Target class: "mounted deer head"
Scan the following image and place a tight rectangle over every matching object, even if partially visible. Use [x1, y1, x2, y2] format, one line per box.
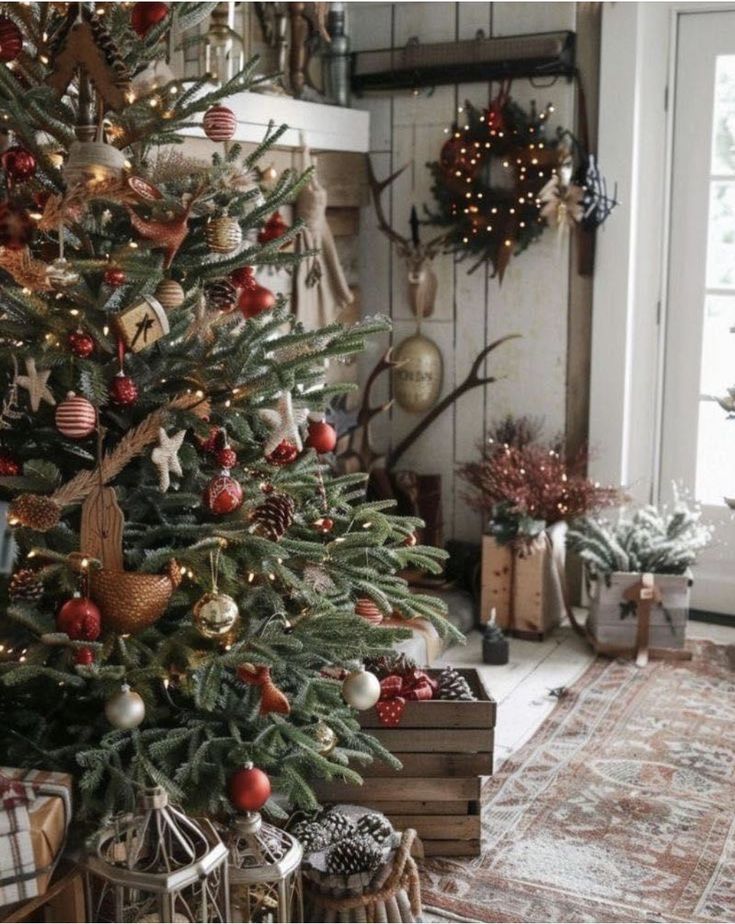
[367, 158, 448, 319]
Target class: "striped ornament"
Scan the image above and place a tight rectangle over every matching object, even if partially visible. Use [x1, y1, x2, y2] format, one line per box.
[55, 392, 96, 439]
[203, 104, 237, 142]
[154, 278, 185, 311]
[206, 216, 242, 254]
[355, 597, 384, 626]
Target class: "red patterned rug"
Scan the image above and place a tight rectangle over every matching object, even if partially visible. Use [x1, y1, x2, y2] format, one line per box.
[422, 641, 735, 923]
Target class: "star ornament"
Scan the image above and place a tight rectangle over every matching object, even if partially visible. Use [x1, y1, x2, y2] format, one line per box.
[258, 391, 308, 455]
[151, 428, 186, 491]
[16, 358, 55, 413]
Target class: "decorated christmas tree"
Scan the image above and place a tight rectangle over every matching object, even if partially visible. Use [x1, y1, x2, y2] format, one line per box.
[0, 2, 455, 826]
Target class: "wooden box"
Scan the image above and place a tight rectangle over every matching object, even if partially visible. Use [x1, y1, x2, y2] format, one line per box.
[586, 571, 691, 654]
[479, 522, 567, 638]
[314, 669, 495, 857]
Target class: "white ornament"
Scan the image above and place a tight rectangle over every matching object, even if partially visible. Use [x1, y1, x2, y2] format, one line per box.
[47, 257, 79, 289]
[151, 428, 186, 491]
[258, 391, 308, 455]
[342, 668, 381, 711]
[16, 358, 55, 413]
[105, 683, 146, 730]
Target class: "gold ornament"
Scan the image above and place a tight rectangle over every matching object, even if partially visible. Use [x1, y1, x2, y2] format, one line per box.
[192, 591, 240, 639]
[154, 278, 185, 311]
[90, 561, 182, 634]
[8, 493, 62, 531]
[392, 331, 443, 413]
[206, 216, 242, 254]
[313, 720, 337, 756]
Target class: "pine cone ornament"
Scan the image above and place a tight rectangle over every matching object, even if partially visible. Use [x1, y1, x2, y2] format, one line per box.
[250, 493, 295, 541]
[437, 667, 476, 702]
[318, 810, 356, 841]
[9, 569, 43, 603]
[291, 820, 330, 853]
[325, 834, 383, 876]
[9, 493, 62, 531]
[355, 812, 394, 846]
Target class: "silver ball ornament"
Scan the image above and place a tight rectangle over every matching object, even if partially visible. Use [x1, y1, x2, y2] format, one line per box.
[193, 591, 240, 639]
[105, 683, 145, 730]
[314, 720, 337, 755]
[342, 668, 381, 711]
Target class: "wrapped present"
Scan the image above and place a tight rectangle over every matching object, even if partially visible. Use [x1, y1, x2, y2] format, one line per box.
[0, 767, 72, 908]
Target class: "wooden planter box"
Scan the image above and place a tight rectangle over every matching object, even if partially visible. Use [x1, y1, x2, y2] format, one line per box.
[586, 571, 691, 657]
[479, 523, 567, 638]
[314, 669, 495, 858]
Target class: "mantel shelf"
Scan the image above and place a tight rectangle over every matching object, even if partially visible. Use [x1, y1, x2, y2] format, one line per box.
[184, 90, 370, 153]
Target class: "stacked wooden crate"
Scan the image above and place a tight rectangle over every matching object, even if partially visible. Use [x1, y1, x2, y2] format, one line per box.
[315, 668, 495, 857]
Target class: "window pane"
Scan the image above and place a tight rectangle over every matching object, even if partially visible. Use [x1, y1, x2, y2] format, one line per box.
[706, 181, 735, 288]
[711, 55, 735, 175]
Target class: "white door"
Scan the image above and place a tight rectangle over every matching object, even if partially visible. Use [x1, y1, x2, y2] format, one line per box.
[661, 9, 735, 614]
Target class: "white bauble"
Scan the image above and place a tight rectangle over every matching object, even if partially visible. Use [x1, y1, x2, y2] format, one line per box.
[342, 669, 381, 711]
[105, 683, 146, 730]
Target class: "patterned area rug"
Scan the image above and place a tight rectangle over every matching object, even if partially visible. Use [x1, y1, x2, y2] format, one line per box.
[422, 641, 735, 923]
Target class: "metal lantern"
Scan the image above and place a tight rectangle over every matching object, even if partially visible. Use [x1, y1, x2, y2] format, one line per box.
[85, 787, 230, 923]
[227, 811, 303, 923]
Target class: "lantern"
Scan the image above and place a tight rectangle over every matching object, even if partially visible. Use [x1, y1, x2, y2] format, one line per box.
[85, 787, 230, 923]
[227, 810, 303, 923]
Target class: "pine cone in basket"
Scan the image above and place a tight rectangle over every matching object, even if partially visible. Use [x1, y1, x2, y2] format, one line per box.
[437, 667, 476, 701]
[355, 812, 394, 845]
[325, 833, 383, 876]
[251, 493, 295, 541]
[290, 820, 330, 853]
[364, 651, 417, 680]
[8, 568, 44, 603]
[318, 809, 356, 841]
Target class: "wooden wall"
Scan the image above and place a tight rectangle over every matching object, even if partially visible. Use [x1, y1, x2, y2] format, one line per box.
[350, 1, 588, 543]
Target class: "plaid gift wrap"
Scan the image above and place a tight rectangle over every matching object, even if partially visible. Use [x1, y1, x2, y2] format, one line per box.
[0, 767, 72, 908]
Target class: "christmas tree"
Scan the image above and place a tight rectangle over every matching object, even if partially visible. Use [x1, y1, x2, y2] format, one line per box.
[0, 3, 455, 825]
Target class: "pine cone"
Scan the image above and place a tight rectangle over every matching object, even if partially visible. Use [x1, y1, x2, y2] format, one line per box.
[325, 834, 383, 876]
[290, 820, 330, 853]
[365, 652, 417, 680]
[437, 667, 476, 702]
[251, 493, 295, 541]
[318, 810, 356, 841]
[356, 812, 394, 846]
[9, 494, 62, 532]
[8, 569, 43, 603]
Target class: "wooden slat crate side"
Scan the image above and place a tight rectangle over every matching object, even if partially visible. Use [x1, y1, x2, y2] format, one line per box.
[313, 776, 480, 802]
[359, 750, 494, 777]
[421, 839, 481, 857]
[341, 800, 472, 815]
[367, 727, 493, 753]
[388, 813, 480, 840]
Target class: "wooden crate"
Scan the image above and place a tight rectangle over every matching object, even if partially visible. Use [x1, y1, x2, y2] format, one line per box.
[314, 669, 495, 857]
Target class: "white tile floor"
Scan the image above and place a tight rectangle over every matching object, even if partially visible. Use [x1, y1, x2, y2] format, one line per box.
[437, 619, 735, 768]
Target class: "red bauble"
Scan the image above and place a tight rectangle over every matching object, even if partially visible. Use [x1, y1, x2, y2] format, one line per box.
[238, 280, 276, 319]
[55, 391, 97, 439]
[0, 202, 34, 250]
[75, 647, 94, 666]
[306, 414, 337, 454]
[203, 473, 243, 515]
[57, 595, 101, 641]
[0, 16, 22, 63]
[230, 265, 254, 289]
[257, 211, 289, 245]
[203, 105, 237, 143]
[228, 765, 271, 812]
[109, 373, 139, 407]
[215, 446, 237, 469]
[104, 266, 126, 287]
[266, 441, 298, 466]
[68, 330, 95, 358]
[0, 451, 20, 476]
[313, 516, 334, 534]
[2, 146, 36, 183]
[130, 1, 169, 37]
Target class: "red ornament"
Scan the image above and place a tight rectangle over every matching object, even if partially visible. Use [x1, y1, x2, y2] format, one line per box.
[0, 202, 34, 250]
[57, 595, 101, 641]
[230, 265, 254, 289]
[266, 441, 298, 466]
[306, 414, 337, 454]
[0, 16, 22, 63]
[104, 266, 126, 287]
[130, 1, 169, 37]
[55, 392, 97, 439]
[355, 597, 384, 626]
[215, 446, 237, 469]
[313, 516, 334, 534]
[199, 426, 220, 455]
[0, 451, 20, 476]
[203, 473, 243, 515]
[203, 104, 237, 142]
[2, 146, 36, 184]
[68, 330, 95, 358]
[109, 372, 139, 407]
[258, 211, 289, 245]
[75, 647, 94, 666]
[228, 765, 271, 812]
[238, 279, 276, 319]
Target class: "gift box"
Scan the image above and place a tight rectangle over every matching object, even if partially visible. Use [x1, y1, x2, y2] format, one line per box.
[0, 767, 73, 908]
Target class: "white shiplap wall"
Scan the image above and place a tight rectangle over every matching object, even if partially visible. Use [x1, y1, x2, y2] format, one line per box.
[351, 1, 578, 543]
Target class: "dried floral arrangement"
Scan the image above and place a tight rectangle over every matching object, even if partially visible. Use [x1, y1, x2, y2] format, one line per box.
[567, 492, 713, 577]
[458, 416, 621, 544]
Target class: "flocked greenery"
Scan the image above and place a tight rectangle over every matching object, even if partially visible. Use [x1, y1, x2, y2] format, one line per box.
[0, 2, 459, 829]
